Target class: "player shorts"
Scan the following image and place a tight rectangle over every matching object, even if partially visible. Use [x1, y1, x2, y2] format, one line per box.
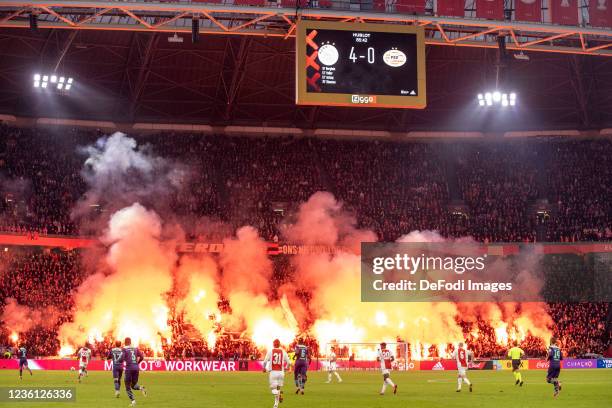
[328, 362, 337, 372]
[457, 367, 467, 377]
[294, 361, 308, 378]
[125, 369, 140, 386]
[381, 369, 390, 376]
[512, 359, 521, 370]
[79, 362, 88, 370]
[112, 367, 124, 380]
[546, 366, 561, 381]
[269, 371, 285, 388]
[19, 358, 28, 368]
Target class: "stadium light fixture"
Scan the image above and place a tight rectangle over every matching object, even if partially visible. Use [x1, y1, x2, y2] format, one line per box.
[476, 91, 517, 108]
[476, 36, 519, 109]
[33, 73, 74, 93]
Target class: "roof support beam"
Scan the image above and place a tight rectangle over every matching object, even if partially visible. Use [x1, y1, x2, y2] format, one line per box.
[130, 33, 158, 116]
[224, 36, 250, 120]
[53, 29, 77, 72]
[0, 1, 609, 56]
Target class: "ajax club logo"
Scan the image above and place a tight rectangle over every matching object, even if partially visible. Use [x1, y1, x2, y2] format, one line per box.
[383, 48, 407, 67]
[351, 95, 376, 104]
[317, 43, 339, 66]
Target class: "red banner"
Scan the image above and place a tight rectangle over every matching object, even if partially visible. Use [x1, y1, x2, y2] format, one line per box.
[476, 0, 504, 20]
[589, 0, 611, 28]
[549, 0, 579, 26]
[420, 360, 458, 370]
[515, 0, 542, 22]
[529, 360, 550, 369]
[395, 0, 426, 14]
[437, 0, 465, 17]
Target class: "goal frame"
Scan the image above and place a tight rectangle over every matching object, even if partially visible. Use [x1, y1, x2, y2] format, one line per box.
[324, 342, 410, 371]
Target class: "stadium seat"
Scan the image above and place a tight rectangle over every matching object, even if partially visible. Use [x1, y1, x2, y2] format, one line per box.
[233, 0, 266, 5]
[394, 0, 425, 14]
[372, 0, 386, 11]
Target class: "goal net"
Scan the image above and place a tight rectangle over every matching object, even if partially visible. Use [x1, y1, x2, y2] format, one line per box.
[322, 342, 409, 371]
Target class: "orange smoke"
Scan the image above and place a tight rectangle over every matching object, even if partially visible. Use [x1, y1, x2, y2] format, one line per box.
[59, 203, 176, 354]
[282, 192, 552, 359]
[220, 226, 296, 348]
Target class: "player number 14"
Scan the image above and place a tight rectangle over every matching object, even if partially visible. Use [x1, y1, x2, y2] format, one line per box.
[349, 47, 375, 64]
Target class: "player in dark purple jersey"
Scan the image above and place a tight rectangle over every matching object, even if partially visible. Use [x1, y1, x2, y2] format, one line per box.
[293, 342, 310, 395]
[107, 340, 124, 398]
[17, 345, 32, 379]
[121, 337, 147, 406]
[546, 337, 563, 397]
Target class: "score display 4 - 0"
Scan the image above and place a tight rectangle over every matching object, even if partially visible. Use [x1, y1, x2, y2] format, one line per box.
[348, 46, 376, 64]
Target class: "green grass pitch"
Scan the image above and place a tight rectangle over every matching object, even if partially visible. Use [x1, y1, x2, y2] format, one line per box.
[1, 369, 611, 408]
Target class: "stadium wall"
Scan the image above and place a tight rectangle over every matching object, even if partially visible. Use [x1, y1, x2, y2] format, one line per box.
[1, 116, 611, 141]
[1, 359, 610, 372]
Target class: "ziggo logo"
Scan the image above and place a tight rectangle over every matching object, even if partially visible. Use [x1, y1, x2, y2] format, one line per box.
[351, 95, 377, 104]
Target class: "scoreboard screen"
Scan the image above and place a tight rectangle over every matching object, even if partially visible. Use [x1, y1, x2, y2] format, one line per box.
[296, 21, 426, 109]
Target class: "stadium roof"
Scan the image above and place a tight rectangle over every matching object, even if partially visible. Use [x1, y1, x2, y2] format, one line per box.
[0, 4, 611, 131]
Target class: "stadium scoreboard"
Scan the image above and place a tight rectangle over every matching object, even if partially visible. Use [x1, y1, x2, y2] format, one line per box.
[296, 21, 426, 109]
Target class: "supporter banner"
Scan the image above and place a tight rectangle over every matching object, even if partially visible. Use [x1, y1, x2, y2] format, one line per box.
[515, 0, 542, 22]
[3, 234, 611, 258]
[437, 0, 465, 17]
[395, 0, 426, 14]
[0, 233, 95, 249]
[529, 360, 550, 369]
[597, 359, 612, 368]
[176, 242, 345, 256]
[476, 0, 504, 20]
[562, 359, 597, 369]
[549, 0, 579, 26]
[274, 244, 345, 256]
[499, 359, 528, 370]
[589, 0, 611, 28]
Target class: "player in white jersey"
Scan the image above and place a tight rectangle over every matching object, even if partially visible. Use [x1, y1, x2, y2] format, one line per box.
[262, 339, 290, 408]
[377, 342, 397, 395]
[76, 345, 92, 383]
[451, 342, 473, 392]
[325, 347, 342, 383]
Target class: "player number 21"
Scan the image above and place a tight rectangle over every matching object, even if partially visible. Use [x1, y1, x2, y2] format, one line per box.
[349, 47, 375, 64]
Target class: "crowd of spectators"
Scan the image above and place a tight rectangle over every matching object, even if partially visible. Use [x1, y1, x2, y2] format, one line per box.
[1, 125, 610, 242]
[0, 125, 610, 360]
[544, 141, 612, 242]
[548, 303, 609, 358]
[0, 249, 82, 357]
